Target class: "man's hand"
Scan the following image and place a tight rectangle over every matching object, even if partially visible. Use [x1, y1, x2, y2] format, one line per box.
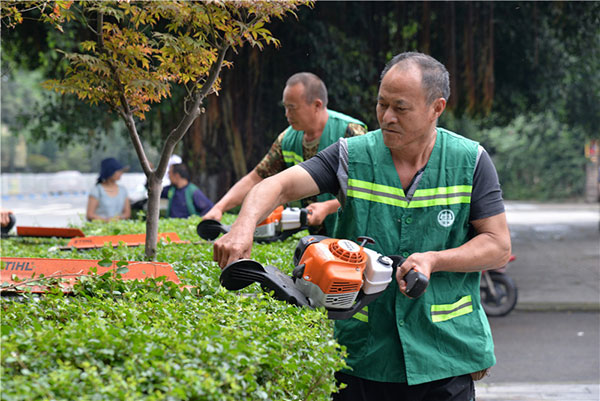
[212, 165, 321, 269]
[0, 209, 13, 227]
[396, 252, 435, 297]
[306, 199, 341, 226]
[203, 206, 223, 222]
[213, 226, 255, 269]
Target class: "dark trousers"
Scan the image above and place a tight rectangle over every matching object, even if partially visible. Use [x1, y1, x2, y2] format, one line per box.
[332, 372, 475, 401]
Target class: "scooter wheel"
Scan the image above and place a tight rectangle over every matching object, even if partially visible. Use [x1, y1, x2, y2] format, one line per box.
[480, 272, 518, 317]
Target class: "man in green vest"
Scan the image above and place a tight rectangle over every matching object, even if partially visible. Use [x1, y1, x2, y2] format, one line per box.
[213, 52, 511, 400]
[202, 72, 367, 235]
[160, 163, 213, 218]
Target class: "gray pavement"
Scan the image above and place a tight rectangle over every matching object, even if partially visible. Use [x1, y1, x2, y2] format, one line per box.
[476, 202, 600, 401]
[505, 201, 600, 312]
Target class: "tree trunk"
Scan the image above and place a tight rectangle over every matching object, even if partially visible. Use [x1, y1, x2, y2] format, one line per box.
[463, 3, 476, 114]
[445, 2, 458, 110]
[145, 173, 162, 259]
[419, 1, 431, 54]
[222, 91, 248, 180]
[482, 2, 495, 113]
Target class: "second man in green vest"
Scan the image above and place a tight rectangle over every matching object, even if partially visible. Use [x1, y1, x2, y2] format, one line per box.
[202, 72, 367, 235]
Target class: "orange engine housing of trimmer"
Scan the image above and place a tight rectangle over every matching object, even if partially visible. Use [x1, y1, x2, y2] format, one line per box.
[294, 238, 368, 309]
[257, 205, 284, 227]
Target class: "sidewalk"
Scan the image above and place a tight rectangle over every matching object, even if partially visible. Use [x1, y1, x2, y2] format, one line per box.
[504, 201, 600, 312]
[475, 382, 600, 401]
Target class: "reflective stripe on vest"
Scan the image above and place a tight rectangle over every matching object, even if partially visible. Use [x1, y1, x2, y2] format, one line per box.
[430, 295, 473, 323]
[282, 150, 304, 165]
[353, 306, 368, 323]
[347, 178, 472, 208]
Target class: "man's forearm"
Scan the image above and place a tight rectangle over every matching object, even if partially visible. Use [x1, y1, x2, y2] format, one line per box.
[230, 179, 286, 235]
[212, 170, 263, 214]
[213, 166, 321, 268]
[396, 213, 511, 288]
[429, 233, 511, 273]
[320, 199, 341, 215]
[429, 213, 512, 273]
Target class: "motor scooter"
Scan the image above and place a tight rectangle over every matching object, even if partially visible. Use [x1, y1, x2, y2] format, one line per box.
[480, 255, 518, 317]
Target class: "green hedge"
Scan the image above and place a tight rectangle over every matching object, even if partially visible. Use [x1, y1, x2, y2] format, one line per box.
[1, 216, 346, 400]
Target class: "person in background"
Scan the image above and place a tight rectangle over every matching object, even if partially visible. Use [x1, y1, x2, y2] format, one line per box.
[130, 154, 182, 217]
[213, 52, 511, 400]
[0, 208, 16, 237]
[163, 154, 182, 187]
[160, 163, 213, 218]
[202, 72, 367, 235]
[86, 157, 131, 221]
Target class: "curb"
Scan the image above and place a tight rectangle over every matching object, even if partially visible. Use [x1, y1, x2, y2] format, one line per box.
[1, 191, 88, 201]
[475, 382, 600, 401]
[515, 302, 600, 313]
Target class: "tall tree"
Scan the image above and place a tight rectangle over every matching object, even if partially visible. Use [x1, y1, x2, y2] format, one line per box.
[2, 0, 307, 259]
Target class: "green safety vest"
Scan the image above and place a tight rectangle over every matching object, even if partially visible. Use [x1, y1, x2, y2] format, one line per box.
[333, 128, 495, 385]
[167, 183, 201, 217]
[281, 109, 366, 234]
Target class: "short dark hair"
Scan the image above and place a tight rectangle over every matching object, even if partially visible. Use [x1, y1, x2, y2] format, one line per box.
[286, 72, 328, 108]
[380, 52, 450, 104]
[171, 163, 190, 181]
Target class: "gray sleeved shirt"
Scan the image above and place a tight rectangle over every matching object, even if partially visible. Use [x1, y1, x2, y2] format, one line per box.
[89, 184, 128, 219]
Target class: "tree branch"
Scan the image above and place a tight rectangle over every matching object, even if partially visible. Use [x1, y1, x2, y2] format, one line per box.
[94, 10, 151, 177]
[96, 10, 103, 49]
[155, 44, 230, 179]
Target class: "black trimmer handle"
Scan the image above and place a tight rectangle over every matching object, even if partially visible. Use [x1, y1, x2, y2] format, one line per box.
[403, 269, 429, 298]
[197, 219, 230, 240]
[389, 255, 429, 298]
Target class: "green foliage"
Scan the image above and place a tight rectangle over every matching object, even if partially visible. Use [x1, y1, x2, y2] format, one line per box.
[442, 111, 587, 200]
[1, 216, 345, 400]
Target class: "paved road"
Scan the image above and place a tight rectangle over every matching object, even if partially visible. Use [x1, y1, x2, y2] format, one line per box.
[482, 311, 599, 381]
[504, 202, 599, 311]
[1, 193, 88, 227]
[476, 310, 598, 401]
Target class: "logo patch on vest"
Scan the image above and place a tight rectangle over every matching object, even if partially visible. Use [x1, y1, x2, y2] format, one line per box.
[437, 209, 455, 227]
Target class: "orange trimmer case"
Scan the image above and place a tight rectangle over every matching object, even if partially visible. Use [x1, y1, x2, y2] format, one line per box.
[1, 257, 180, 293]
[16, 226, 86, 238]
[63, 232, 187, 250]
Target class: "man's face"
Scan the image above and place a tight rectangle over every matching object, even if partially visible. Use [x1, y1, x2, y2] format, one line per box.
[376, 64, 443, 151]
[168, 166, 177, 183]
[282, 83, 316, 131]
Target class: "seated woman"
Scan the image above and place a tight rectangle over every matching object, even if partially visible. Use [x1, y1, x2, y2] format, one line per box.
[86, 158, 131, 221]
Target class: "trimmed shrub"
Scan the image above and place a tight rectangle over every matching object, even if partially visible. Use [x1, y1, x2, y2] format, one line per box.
[1, 216, 346, 400]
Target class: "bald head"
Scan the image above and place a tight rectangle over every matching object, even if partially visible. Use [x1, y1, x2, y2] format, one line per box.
[380, 52, 450, 104]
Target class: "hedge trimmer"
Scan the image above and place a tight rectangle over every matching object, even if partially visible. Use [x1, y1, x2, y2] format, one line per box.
[197, 205, 309, 243]
[220, 234, 429, 319]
